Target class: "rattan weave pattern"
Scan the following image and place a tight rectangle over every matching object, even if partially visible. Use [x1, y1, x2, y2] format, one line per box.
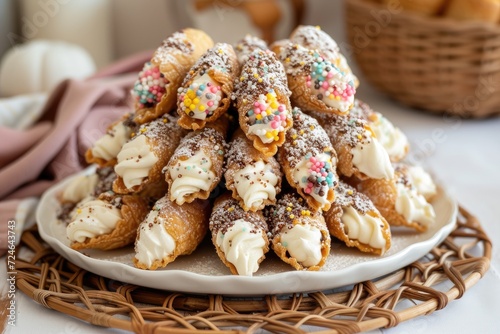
[346, 0, 500, 118]
[13, 206, 491, 333]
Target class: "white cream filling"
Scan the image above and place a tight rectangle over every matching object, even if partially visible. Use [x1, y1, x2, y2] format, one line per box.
[61, 173, 98, 203]
[371, 113, 408, 161]
[248, 123, 283, 144]
[351, 130, 394, 180]
[233, 160, 279, 209]
[292, 153, 336, 206]
[134, 210, 176, 267]
[91, 122, 131, 161]
[216, 219, 266, 276]
[407, 166, 437, 200]
[395, 183, 436, 227]
[280, 224, 323, 267]
[168, 151, 215, 205]
[341, 206, 387, 252]
[66, 199, 122, 243]
[114, 135, 158, 190]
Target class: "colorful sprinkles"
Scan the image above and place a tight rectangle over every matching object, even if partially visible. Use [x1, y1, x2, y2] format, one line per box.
[132, 62, 168, 109]
[246, 91, 288, 141]
[305, 52, 355, 104]
[178, 67, 222, 119]
[301, 154, 335, 197]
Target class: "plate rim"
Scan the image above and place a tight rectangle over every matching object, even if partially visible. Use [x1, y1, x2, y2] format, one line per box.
[36, 166, 458, 295]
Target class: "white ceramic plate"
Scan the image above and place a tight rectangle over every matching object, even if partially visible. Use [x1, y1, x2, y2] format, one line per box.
[37, 167, 457, 296]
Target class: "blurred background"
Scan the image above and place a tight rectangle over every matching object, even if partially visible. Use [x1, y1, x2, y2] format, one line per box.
[0, 0, 347, 71]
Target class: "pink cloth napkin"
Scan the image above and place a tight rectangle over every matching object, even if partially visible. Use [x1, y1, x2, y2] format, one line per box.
[0, 50, 152, 255]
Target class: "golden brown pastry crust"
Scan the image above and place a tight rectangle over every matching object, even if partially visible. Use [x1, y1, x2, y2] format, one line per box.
[134, 28, 214, 124]
[177, 43, 239, 130]
[133, 197, 211, 270]
[224, 128, 282, 211]
[70, 194, 149, 251]
[165, 115, 229, 204]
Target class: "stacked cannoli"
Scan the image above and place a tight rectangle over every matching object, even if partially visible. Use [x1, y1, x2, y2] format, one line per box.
[57, 26, 440, 277]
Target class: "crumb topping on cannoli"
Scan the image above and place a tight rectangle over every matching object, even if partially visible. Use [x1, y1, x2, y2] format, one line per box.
[285, 109, 338, 205]
[210, 195, 269, 276]
[233, 49, 292, 144]
[278, 43, 355, 113]
[266, 193, 328, 268]
[234, 35, 268, 65]
[334, 181, 374, 215]
[93, 167, 117, 196]
[394, 165, 436, 227]
[177, 43, 236, 121]
[152, 31, 195, 65]
[167, 127, 225, 204]
[290, 25, 340, 62]
[115, 114, 181, 190]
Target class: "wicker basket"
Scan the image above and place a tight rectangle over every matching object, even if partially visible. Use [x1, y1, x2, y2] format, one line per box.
[345, 0, 500, 118]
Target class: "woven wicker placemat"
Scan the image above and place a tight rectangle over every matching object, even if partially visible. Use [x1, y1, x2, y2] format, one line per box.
[12, 206, 491, 333]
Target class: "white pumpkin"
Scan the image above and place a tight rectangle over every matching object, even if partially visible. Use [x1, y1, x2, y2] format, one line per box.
[0, 39, 96, 97]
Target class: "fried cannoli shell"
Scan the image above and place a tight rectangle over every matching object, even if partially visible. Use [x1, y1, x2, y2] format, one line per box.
[224, 129, 282, 211]
[134, 197, 211, 270]
[324, 182, 391, 255]
[234, 49, 292, 157]
[177, 43, 239, 130]
[166, 116, 229, 204]
[70, 194, 149, 251]
[351, 177, 428, 232]
[85, 113, 136, 167]
[274, 43, 354, 116]
[134, 28, 214, 124]
[278, 109, 337, 212]
[266, 193, 331, 271]
[209, 192, 270, 276]
[113, 114, 187, 195]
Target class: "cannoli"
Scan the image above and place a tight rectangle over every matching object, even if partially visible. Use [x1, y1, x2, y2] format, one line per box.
[224, 128, 282, 212]
[233, 49, 292, 157]
[176, 43, 239, 130]
[265, 192, 331, 271]
[324, 181, 391, 255]
[348, 100, 409, 162]
[273, 42, 356, 115]
[288, 25, 359, 88]
[165, 115, 229, 205]
[278, 108, 338, 212]
[133, 28, 214, 124]
[66, 167, 149, 250]
[85, 113, 137, 167]
[403, 164, 437, 201]
[444, 0, 500, 23]
[134, 196, 211, 270]
[209, 192, 270, 276]
[66, 188, 149, 251]
[233, 35, 269, 66]
[113, 113, 187, 197]
[58, 167, 116, 222]
[353, 164, 436, 232]
[310, 110, 394, 181]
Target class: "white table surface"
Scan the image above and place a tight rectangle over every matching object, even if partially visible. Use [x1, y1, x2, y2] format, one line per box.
[3, 2, 500, 332]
